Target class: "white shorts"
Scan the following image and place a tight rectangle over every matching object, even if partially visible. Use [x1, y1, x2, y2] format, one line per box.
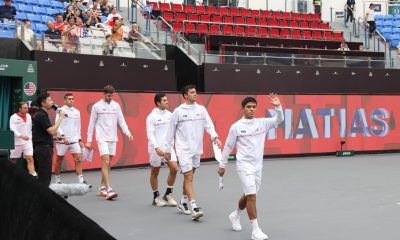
[149, 149, 177, 167]
[97, 141, 117, 156]
[56, 142, 81, 156]
[10, 141, 33, 158]
[237, 170, 262, 196]
[178, 154, 201, 173]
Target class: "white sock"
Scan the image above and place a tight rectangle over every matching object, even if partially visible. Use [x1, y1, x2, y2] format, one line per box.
[32, 172, 37, 177]
[77, 175, 84, 183]
[181, 195, 188, 204]
[55, 175, 61, 183]
[250, 219, 259, 230]
[234, 208, 242, 216]
[190, 200, 197, 210]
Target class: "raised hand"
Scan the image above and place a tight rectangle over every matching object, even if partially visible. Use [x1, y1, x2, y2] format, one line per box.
[268, 93, 280, 106]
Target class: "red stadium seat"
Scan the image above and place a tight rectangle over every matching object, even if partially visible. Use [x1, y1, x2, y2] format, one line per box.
[172, 4, 183, 12]
[207, 6, 217, 15]
[320, 23, 329, 29]
[292, 12, 301, 20]
[162, 11, 174, 22]
[160, 3, 171, 12]
[172, 22, 183, 32]
[188, 14, 199, 21]
[289, 20, 298, 27]
[246, 18, 256, 25]
[230, 8, 240, 16]
[219, 7, 229, 16]
[241, 9, 251, 18]
[198, 23, 209, 35]
[234, 26, 245, 36]
[222, 25, 233, 35]
[302, 30, 312, 39]
[310, 21, 319, 29]
[261, 10, 270, 18]
[185, 23, 197, 37]
[236, 17, 245, 24]
[148, 2, 159, 11]
[246, 26, 257, 36]
[200, 14, 211, 22]
[311, 13, 321, 21]
[224, 16, 234, 24]
[210, 24, 220, 34]
[251, 10, 260, 18]
[196, 6, 206, 14]
[270, 28, 279, 37]
[281, 29, 290, 38]
[299, 21, 309, 28]
[292, 29, 301, 38]
[279, 20, 288, 27]
[184, 4, 195, 13]
[302, 13, 311, 20]
[324, 31, 333, 40]
[272, 11, 281, 19]
[258, 27, 268, 37]
[312, 30, 323, 39]
[269, 19, 278, 26]
[282, 12, 291, 20]
[333, 32, 344, 41]
[257, 18, 267, 26]
[175, 12, 186, 22]
[212, 15, 223, 23]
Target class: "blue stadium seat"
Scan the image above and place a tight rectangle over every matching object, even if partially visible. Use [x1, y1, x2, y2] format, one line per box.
[63, 2, 69, 8]
[0, 30, 15, 38]
[35, 23, 47, 33]
[51, 0, 64, 9]
[25, 0, 39, 6]
[46, 8, 61, 16]
[26, 13, 42, 23]
[384, 15, 394, 21]
[391, 39, 400, 48]
[101, 16, 107, 23]
[41, 15, 55, 23]
[30, 23, 37, 31]
[384, 20, 393, 27]
[393, 20, 400, 27]
[32, 6, 47, 16]
[15, 13, 27, 21]
[19, 4, 33, 13]
[375, 20, 384, 27]
[14, 0, 25, 4]
[375, 15, 384, 21]
[38, 0, 52, 8]
[392, 27, 400, 34]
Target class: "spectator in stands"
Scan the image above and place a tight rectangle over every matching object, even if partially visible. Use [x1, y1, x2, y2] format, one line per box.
[63, 5, 75, 21]
[75, 17, 88, 38]
[74, 0, 87, 11]
[91, 0, 103, 17]
[54, 14, 65, 32]
[112, 18, 123, 41]
[62, 16, 79, 53]
[338, 41, 350, 51]
[84, 9, 100, 27]
[102, 34, 116, 55]
[44, 21, 62, 49]
[195, 0, 204, 6]
[127, 22, 140, 42]
[0, 0, 16, 21]
[17, 19, 35, 42]
[82, 0, 89, 7]
[345, 0, 355, 23]
[107, 6, 122, 26]
[75, 8, 84, 20]
[237, 0, 246, 8]
[100, 0, 111, 16]
[365, 3, 376, 38]
[358, 45, 364, 51]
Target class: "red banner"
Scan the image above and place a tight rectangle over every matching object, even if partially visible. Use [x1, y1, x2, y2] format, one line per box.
[48, 91, 400, 171]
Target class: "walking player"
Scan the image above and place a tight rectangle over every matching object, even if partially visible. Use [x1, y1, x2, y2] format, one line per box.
[86, 85, 133, 200]
[146, 93, 179, 207]
[218, 94, 284, 240]
[164, 85, 222, 220]
[9, 101, 37, 177]
[54, 93, 90, 186]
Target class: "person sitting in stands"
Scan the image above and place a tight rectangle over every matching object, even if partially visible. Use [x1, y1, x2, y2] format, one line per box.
[0, 0, 16, 21]
[62, 16, 79, 53]
[338, 41, 350, 51]
[127, 22, 140, 42]
[102, 34, 116, 55]
[54, 14, 65, 32]
[106, 6, 122, 27]
[112, 18, 123, 41]
[63, 5, 75, 21]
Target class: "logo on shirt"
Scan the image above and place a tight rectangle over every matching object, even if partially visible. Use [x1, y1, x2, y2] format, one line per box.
[157, 119, 162, 122]
[183, 115, 188, 118]
[255, 128, 260, 132]
[240, 130, 246, 133]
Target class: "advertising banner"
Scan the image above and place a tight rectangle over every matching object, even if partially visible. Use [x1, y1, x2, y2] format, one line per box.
[48, 91, 400, 171]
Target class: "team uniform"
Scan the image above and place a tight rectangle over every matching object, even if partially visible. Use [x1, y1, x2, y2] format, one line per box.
[220, 105, 284, 240]
[55, 106, 82, 156]
[146, 108, 177, 167]
[9, 113, 33, 158]
[87, 99, 131, 156]
[164, 103, 218, 173]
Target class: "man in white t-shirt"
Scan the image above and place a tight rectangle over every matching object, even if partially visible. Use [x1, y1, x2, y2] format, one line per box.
[146, 93, 179, 207]
[54, 93, 90, 187]
[218, 94, 284, 240]
[86, 85, 133, 200]
[9, 101, 37, 177]
[164, 85, 222, 221]
[365, 3, 376, 37]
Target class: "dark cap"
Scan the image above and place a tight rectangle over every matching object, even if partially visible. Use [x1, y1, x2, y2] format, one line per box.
[22, 19, 31, 23]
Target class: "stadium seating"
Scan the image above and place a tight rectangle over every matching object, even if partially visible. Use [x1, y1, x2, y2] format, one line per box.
[375, 14, 400, 47]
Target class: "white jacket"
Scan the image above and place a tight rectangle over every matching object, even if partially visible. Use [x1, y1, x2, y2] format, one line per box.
[164, 103, 218, 157]
[146, 108, 172, 153]
[87, 99, 131, 143]
[56, 106, 81, 143]
[220, 105, 284, 173]
[9, 113, 32, 146]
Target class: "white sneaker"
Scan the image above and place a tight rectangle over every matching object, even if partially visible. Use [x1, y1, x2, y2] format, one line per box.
[251, 228, 269, 240]
[229, 211, 242, 231]
[191, 208, 204, 221]
[105, 188, 118, 200]
[152, 196, 167, 207]
[177, 202, 191, 215]
[163, 194, 177, 206]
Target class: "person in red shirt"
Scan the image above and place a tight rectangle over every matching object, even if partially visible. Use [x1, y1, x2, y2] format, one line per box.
[53, 14, 65, 32]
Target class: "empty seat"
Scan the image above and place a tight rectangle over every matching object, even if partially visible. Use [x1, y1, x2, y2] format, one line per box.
[241, 8, 251, 18]
[50, 0, 63, 9]
[313, 30, 323, 39]
[310, 21, 319, 29]
[162, 11, 174, 22]
[292, 12, 301, 20]
[279, 20, 288, 27]
[222, 25, 233, 35]
[302, 13, 311, 20]
[147, 2, 159, 11]
[272, 11, 281, 19]
[207, 6, 217, 15]
[176, 12, 186, 22]
[320, 22, 329, 29]
[46, 8, 60, 16]
[15, 13, 27, 21]
[219, 7, 229, 16]
[269, 19, 278, 26]
[188, 13, 198, 21]
[212, 15, 222, 23]
[246, 18, 256, 25]
[282, 12, 291, 20]
[257, 18, 267, 26]
[246, 26, 257, 36]
[299, 21, 309, 28]
[196, 6, 206, 14]
[197, 23, 208, 35]
[41, 15, 55, 23]
[160, 3, 171, 11]
[311, 13, 321, 21]
[32, 6, 47, 16]
[185, 23, 196, 36]
[184, 4, 195, 13]
[27, 13, 42, 23]
[235, 17, 244, 24]
[281, 29, 290, 38]
[200, 14, 211, 22]
[35, 23, 47, 32]
[224, 16, 234, 24]
[230, 8, 240, 16]
[333, 32, 344, 41]
[210, 24, 220, 34]
[234, 26, 245, 36]
[292, 29, 301, 38]
[289, 20, 298, 27]
[261, 10, 270, 18]
[269, 28, 279, 37]
[172, 22, 183, 32]
[258, 27, 268, 37]
[324, 31, 333, 40]
[18, 4, 33, 13]
[38, 0, 52, 7]
[302, 30, 312, 39]
[25, 0, 38, 6]
[172, 4, 183, 12]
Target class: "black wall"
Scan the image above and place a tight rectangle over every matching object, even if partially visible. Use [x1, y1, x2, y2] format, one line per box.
[0, 38, 31, 60]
